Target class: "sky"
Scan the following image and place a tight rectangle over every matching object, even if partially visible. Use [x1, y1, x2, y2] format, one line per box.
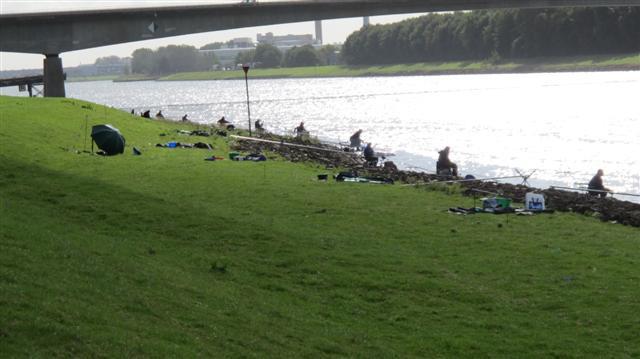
[0, 0, 424, 71]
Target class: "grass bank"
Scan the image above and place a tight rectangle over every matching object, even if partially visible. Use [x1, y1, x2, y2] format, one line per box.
[112, 74, 160, 82]
[159, 53, 639, 81]
[1, 96, 639, 356]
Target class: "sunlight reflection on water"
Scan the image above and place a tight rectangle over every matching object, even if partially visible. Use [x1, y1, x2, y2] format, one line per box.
[5, 71, 638, 201]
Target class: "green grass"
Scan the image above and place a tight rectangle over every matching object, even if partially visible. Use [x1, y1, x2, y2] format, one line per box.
[160, 53, 640, 81]
[113, 74, 160, 82]
[1, 96, 639, 357]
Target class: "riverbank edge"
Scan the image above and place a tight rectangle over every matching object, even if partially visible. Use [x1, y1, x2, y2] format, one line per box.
[230, 132, 640, 227]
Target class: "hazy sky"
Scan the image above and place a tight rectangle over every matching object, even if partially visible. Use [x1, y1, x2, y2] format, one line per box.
[0, 0, 424, 71]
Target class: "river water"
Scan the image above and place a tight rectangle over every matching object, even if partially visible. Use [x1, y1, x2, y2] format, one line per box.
[3, 71, 639, 202]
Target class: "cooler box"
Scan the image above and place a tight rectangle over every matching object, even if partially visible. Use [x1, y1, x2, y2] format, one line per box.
[525, 193, 545, 211]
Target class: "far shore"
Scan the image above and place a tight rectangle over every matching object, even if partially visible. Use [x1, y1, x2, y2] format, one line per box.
[102, 53, 639, 83]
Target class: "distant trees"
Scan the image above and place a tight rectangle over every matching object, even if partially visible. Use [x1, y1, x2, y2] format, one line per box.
[131, 45, 216, 75]
[342, 7, 640, 65]
[131, 48, 155, 74]
[94, 55, 124, 66]
[234, 44, 283, 68]
[283, 45, 321, 67]
[200, 42, 224, 50]
[235, 49, 256, 66]
[254, 44, 283, 67]
[316, 45, 340, 65]
[234, 44, 340, 68]
[132, 42, 341, 73]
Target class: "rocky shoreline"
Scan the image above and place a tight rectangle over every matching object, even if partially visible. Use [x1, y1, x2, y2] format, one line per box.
[231, 133, 640, 228]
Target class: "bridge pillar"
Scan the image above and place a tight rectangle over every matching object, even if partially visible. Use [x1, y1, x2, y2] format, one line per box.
[43, 54, 66, 97]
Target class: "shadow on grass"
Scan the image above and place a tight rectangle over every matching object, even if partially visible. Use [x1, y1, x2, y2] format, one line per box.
[0, 156, 240, 242]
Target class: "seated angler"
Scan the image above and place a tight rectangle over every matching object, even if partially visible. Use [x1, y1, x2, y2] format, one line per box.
[350, 129, 363, 150]
[364, 143, 378, 166]
[588, 169, 611, 198]
[217, 116, 235, 130]
[294, 121, 307, 137]
[436, 146, 458, 177]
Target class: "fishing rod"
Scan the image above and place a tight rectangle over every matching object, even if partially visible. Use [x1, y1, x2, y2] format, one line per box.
[230, 134, 354, 154]
[469, 188, 501, 196]
[401, 175, 523, 187]
[550, 186, 640, 197]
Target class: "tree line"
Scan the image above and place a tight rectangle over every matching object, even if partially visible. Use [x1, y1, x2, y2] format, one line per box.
[233, 44, 340, 68]
[342, 7, 640, 65]
[131, 45, 216, 75]
[129, 43, 341, 75]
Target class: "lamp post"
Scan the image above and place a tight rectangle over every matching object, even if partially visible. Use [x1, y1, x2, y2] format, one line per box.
[242, 64, 252, 137]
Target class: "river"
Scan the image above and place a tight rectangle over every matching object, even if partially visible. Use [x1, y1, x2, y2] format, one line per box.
[3, 71, 639, 202]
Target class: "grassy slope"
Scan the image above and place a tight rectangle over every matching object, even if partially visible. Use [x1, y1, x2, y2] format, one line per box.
[1, 96, 639, 357]
[160, 53, 640, 81]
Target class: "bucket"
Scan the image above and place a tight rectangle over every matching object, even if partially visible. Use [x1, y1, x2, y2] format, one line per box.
[496, 197, 512, 208]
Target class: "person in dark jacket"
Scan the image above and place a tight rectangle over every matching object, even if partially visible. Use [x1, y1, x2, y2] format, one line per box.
[437, 146, 458, 177]
[588, 169, 610, 197]
[294, 121, 307, 137]
[217, 116, 229, 126]
[254, 119, 264, 130]
[350, 129, 363, 150]
[217, 116, 234, 130]
[364, 143, 378, 166]
[141, 110, 151, 118]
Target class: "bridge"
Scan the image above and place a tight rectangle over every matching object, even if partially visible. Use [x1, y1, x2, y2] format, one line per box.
[1, 0, 637, 97]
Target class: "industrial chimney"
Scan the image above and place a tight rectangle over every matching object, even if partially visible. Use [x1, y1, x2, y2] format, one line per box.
[315, 20, 323, 45]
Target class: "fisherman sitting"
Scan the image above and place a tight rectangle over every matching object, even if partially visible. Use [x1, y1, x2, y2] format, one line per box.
[294, 121, 307, 138]
[155, 110, 164, 119]
[350, 129, 363, 151]
[182, 114, 188, 122]
[364, 143, 378, 166]
[217, 116, 235, 130]
[141, 110, 151, 118]
[436, 146, 458, 177]
[255, 119, 264, 131]
[588, 169, 611, 198]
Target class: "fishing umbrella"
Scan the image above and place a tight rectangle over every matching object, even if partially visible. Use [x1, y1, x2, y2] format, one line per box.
[91, 124, 125, 155]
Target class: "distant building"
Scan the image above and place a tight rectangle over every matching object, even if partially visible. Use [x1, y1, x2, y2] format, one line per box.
[200, 37, 256, 68]
[201, 31, 327, 68]
[229, 37, 254, 48]
[257, 32, 317, 47]
[315, 21, 323, 45]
